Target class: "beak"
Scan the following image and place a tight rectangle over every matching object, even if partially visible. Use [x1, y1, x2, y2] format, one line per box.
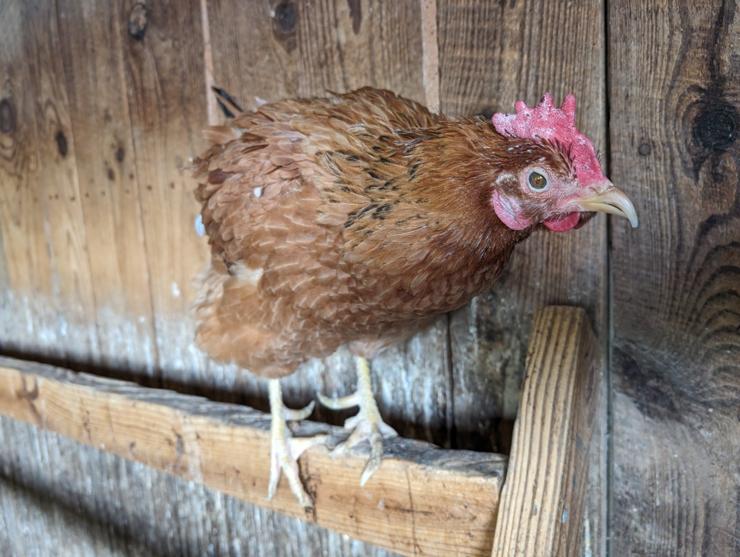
[575, 183, 639, 228]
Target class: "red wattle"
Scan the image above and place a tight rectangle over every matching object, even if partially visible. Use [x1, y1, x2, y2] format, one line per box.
[543, 212, 581, 232]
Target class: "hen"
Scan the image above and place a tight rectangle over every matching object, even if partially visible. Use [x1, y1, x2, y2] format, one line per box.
[192, 87, 637, 508]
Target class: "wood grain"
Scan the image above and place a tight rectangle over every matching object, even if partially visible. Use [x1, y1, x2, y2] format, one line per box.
[117, 0, 212, 382]
[607, 1, 740, 555]
[437, 2, 608, 553]
[53, 0, 158, 375]
[438, 0, 606, 444]
[0, 2, 55, 352]
[0, 355, 505, 557]
[491, 307, 597, 557]
[0, 414, 394, 557]
[22, 2, 100, 361]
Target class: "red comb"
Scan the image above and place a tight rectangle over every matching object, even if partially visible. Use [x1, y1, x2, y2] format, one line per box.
[492, 93, 605, 187]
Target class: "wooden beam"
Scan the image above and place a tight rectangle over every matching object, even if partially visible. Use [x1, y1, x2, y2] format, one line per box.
[491, 306, 598, 557]
[0, 356, 505, 556]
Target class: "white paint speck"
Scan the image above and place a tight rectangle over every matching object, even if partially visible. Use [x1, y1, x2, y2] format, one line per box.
[583, 517, 593, 557]
[253, 186, 262, 198]
[194, 214, 206, 236]
[255, 97, 268, 107]
[171, 282, 181, 298]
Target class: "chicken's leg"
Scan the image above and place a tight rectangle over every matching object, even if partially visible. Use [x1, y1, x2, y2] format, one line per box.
[267, 379, 326, 508]
[318, 356, 397, 485]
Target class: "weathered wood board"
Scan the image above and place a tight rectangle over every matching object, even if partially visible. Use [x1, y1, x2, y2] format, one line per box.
[0, 415, 395, 557]
[0, 356, 505, 557]
[607, 1, 740, 555]
[492, 307, 597, 557]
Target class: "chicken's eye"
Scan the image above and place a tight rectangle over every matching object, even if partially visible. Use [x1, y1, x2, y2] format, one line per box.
[528, 171, 549, 191]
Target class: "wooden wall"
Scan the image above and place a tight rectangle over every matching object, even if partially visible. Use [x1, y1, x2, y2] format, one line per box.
[0, 1, 737, 555]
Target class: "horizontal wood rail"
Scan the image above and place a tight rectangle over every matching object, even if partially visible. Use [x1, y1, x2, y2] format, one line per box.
[0, 356, 505, 556]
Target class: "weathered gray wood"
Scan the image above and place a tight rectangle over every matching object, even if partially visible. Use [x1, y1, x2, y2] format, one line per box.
[437, 2, 608, 554]
[0, 475, 149, 557]
[53, 0, 159, 375]
[0, 416, 393, 557]
[0, 1, 79, 359]
[607, 1, 740, 555]
[117, 0, 216, 385]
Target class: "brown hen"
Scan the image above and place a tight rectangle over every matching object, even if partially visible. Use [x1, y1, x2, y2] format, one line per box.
[192, 87, 637, 508]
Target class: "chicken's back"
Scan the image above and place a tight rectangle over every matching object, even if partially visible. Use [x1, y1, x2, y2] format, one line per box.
[193, 89, 440, 377]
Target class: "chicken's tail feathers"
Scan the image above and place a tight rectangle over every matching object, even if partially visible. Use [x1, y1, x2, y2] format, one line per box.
[211, 86, 245, 118]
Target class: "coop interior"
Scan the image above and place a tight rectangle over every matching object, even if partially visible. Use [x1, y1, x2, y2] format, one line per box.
[0, 2, 737, 557]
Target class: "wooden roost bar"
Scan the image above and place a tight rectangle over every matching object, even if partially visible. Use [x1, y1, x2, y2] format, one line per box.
[1, 1, 737, 556]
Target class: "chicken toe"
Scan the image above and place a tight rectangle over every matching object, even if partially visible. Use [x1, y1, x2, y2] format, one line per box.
[267, 379, 326, 509]
[318, 356, 397, 486]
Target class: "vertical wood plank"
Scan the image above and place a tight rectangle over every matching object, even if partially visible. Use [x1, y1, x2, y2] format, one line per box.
[205, 0, 451, 445]
[117, 0, 213, 384]
[492, 307, 597, 557]
[437, 2, 608, 553]
[0, 1, 100, 361]
[21, 2, 100, 360]
[54, 0, 159, 375]
[608, 1, 739, 555]
[0, 1, 52, 350]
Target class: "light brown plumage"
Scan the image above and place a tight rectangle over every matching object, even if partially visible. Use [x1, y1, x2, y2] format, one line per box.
[192, 88, 584, 377]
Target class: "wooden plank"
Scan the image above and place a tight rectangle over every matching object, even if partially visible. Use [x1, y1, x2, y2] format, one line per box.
[0, 355, 505, 557]
[0, 2, 53, 351]
[607, 2, 740, 556]
[116, 0, 212, 379]
[437, 2, 608, 553]
[17, 2, 100, 360]
[52, 0, 158, 374]
[204, 0, 452, 445]
[0, 475, 152, 557]
[492, 307, 597, 557]
[438, 0, 606, 444]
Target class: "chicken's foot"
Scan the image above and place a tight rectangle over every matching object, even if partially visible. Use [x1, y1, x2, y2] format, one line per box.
[318, 356, 397, 486]
[267, 379, 326, 509]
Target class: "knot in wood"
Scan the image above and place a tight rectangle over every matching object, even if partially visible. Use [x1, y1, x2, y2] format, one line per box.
[273, 1, 297, 34]
[692, 101, 737, 153]
[128, 2, 148, 41]
[55, 130, 68, 157]
[0, 98, 16, 134]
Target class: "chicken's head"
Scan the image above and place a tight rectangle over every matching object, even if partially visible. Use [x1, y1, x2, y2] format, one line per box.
[489, 93, 638, 232]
